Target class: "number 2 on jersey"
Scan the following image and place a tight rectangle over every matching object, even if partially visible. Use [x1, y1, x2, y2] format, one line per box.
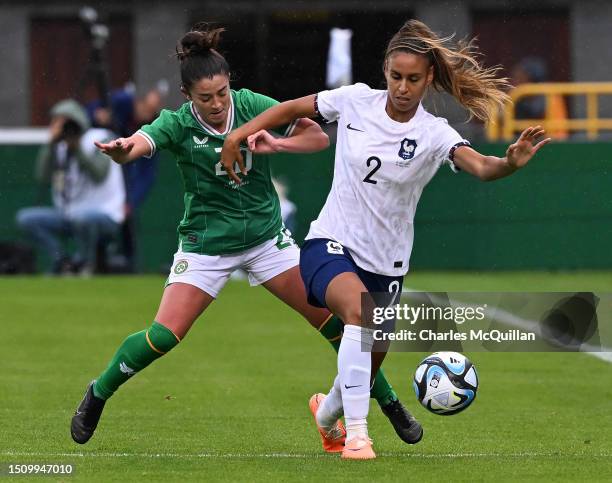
[214, 147, 253, 176]
[363, 156, 381, 184]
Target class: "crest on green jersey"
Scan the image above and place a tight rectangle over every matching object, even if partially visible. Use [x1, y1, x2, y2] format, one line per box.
[174, 259, 189, 274]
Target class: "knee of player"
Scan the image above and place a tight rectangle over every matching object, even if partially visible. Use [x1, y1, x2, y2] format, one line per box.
[339, 305, 362, 326]
[146, 322, 181, 354]
[305, 310, 332, 330]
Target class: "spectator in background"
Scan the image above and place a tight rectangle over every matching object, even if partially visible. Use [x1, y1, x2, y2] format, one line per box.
[88, 84, 166, 271]
[511, 57, 568, 139]
[16, 99, 125, 275]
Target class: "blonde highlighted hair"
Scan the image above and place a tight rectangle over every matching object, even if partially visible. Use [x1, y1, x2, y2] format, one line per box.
[385, 20, 510, 123]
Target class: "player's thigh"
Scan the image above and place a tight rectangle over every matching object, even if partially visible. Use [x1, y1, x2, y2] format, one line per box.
[298, 238, 365, 325]
[246, 233, 331, 327]
[244, 229, 299, 287]
[154, 283, 214, 339]
[263, 265, 331, 329]
[157, 251, 236, 338]
[325, 271, 368, 327]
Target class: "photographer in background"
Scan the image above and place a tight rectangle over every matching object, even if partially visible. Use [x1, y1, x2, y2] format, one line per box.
[87, 84, 165, 271]
[16, 99, 125, 275]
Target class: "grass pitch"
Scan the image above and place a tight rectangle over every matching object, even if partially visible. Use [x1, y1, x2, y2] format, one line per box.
[1, 272, 612, 481]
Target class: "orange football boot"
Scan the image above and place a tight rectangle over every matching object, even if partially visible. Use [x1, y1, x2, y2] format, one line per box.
[308, 393, 346, 453]
[341, 434, 376, 460]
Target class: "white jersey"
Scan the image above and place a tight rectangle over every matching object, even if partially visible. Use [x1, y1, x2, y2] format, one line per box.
[306, 83, 469, 276]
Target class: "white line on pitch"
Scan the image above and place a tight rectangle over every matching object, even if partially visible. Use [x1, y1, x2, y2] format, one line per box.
[2, 451, 611, 459]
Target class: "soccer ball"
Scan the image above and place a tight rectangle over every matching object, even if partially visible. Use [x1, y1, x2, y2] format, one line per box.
[413, 351, 478, 415]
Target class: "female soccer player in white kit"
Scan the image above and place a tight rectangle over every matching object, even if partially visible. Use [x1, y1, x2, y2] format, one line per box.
[221, 19, 551, 459]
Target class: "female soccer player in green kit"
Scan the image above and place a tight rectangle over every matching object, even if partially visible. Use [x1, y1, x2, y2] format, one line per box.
[70, 24, 422, 450]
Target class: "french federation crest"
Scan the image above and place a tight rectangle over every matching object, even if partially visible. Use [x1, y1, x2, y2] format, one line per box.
[398, 138, 417, 161]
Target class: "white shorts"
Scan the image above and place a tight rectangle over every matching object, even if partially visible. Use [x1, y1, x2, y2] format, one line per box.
[166, 229, 299, 298]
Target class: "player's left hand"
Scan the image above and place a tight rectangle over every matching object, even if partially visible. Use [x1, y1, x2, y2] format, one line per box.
[506, 126, 552, 169]
[247, 130, 279, 154]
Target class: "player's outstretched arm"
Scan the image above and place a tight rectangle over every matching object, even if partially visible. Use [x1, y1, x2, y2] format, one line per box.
[247, 118, 329, 155]
[453, 126, 552, 181]
[222, 95, 317, 183]
[94, 133, 152, 165]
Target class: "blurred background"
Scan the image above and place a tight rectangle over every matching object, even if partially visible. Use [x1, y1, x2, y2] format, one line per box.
[1, 0, 611, 274]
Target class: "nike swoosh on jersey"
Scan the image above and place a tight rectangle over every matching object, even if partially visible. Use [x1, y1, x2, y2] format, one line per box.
[347, 123, 364, 132]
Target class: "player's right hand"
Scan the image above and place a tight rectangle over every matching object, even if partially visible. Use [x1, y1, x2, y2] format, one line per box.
[220, 133, 246, 185]
[94, 138, 135, 164]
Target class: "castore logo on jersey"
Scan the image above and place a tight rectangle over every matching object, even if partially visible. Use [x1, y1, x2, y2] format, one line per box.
[193, 135, 209, 147]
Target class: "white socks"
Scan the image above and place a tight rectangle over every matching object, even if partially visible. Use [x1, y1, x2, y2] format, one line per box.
[338, 325, 374, 440]
[315, 325, 375, 440]
[316, 375, 344, 431]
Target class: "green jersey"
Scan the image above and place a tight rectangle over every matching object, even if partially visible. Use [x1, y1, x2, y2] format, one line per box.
[138, 89, 296, 255]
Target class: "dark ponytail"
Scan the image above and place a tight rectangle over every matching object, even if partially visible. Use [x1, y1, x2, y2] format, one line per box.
[176, 23, 230, 91]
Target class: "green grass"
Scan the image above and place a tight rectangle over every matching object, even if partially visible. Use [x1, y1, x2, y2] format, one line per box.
[1, 272, 612, 482]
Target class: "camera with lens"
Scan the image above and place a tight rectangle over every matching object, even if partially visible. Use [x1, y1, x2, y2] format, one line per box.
[59, 119, 84, 140]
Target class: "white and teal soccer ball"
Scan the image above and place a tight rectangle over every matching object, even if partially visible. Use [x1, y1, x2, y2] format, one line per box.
[413, 351, 478, 415]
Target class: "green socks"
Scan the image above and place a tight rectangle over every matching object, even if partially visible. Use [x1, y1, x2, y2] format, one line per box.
[370, 371, 399, 407]
[93, 322, 180, 400]
[318, 315, 398, 408]
[92, 316, 399, 408]
[318, 314, 343, 351]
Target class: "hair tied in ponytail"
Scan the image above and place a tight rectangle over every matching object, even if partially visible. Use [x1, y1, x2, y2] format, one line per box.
[176, 23, 230, 90]
[176, 24, 225, 61]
